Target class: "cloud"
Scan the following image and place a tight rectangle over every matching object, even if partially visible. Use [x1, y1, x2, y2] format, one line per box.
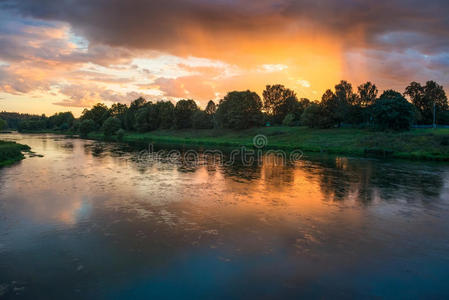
[53, 84, 157, 107]
[0, 0, 449, 112]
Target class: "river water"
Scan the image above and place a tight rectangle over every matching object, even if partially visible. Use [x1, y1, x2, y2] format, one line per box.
[0, 133, 449, 299]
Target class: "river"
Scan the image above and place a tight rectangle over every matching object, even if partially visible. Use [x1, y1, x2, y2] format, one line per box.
[1, 133, 449, 299]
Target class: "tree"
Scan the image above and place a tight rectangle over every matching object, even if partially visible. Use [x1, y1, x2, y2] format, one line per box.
[102, 117, 122, 137]
[319, 89, 339, 128]
[135, 107, 150, 132]
[300, 103, 323, 128]
[155, 101, 175, 129]
[357, 82, 378, 107]
[404, 81, 448, 124]
[48, 112, 75, 130]
[372, 90, 416, 131]
[79, 119, 96, 137]
[174, 100, 198, 129]
[124, 97, 147, 130]
[282, 113, 295, 127]
[205, 100, 217, 115]
[192, 110, 214, 129]
[80, 103, 110, 128]
[334, 80, 356, 125]
[216, 90, 263, 129]
[262, 84, 296, 123]
[0, 118, 6, 131]
[276, 97, 311, 124]
[109, 103, 128, 126]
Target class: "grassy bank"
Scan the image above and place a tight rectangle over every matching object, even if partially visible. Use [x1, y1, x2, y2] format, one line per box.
[84, 126, 449, 161]
[0, 140, 31, 167]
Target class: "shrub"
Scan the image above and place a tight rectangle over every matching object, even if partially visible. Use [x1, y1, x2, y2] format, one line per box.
[282, 113, 295, 126]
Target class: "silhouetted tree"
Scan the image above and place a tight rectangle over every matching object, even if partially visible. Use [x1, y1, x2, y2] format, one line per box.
[135, 107, 150, 132]
[319, 89, 339, 128]
[124, 97, 147, 130]
[301, 103, 323, 128]
[48, 112, 75, 130]
[216, 90, 263, 129]
[263, 84, 296, 123]
[276, 97, 311, 125]
[372, 90, 416, 131]
[155, 101, 175, 129]
[357, 82, 378, 107]
[192, 110, 214, 129]
[80, 103, 110, 128]
[205, 100, 217, 115]
[174, 100, 198, 129]
[109, 103, 128, 127]
[404, 81, 448, 124]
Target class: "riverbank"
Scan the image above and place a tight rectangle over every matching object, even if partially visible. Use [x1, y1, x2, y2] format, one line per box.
[84, 127, 449, 161]
[0, 140, 31, 167]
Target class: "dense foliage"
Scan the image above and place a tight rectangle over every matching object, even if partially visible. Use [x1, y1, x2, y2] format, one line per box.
[216, 91, 264, 129]
[372, 91, 417, 131]
[3, 79, 447, 136]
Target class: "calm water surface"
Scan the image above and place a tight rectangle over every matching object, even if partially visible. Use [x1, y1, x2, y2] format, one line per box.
[1, 133, 449, 299]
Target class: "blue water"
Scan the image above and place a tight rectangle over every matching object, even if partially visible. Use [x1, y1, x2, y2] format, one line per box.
[0, 134, 449, 299]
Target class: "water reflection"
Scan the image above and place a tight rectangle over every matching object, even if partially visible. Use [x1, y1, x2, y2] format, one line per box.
[0, 133, 448, 299]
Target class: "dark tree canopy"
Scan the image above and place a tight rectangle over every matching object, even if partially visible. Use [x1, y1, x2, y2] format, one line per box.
[262, 84, 296, 122]
[102, 117, 122, 137]
[372, 90, 416, 131]
[81, 103, 110, 128]
[205, 100, 217, 115]
[216, 90, 263, 129]
[79, 119, 96, 137]
[357, 82, 378, 107]
[405, 81, 448, 124]
[174, 99, 199, 129]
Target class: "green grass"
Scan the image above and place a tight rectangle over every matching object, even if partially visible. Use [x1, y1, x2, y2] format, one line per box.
[0, 140, 31, 167]
[86, 126, 449, 161]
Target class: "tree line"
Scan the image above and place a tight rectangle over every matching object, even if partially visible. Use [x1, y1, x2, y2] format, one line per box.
[2, 79, 448, 136]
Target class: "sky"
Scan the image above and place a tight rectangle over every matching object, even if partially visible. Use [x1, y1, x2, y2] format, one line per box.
[0, 0, 448, 116]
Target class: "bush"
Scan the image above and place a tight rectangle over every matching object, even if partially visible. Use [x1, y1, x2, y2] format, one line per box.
[102, 117, 122, 137]
[79, 119, 96, 137]
[282, 113, 295, 126]
[371, 91, 416, 131]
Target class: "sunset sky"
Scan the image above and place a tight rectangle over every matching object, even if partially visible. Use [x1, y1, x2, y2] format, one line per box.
[0, 0, 448, 116]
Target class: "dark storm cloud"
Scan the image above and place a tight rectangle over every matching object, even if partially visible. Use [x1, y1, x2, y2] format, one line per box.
[3, 0, 449, 55]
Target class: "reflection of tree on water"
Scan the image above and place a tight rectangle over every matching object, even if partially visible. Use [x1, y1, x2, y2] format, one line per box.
[83, 141, 446, 206]
[302, 156, 445, 205]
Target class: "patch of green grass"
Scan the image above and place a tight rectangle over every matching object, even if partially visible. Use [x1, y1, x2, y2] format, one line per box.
[84, 127, 449, 161]
[0, 140, 31, 167]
